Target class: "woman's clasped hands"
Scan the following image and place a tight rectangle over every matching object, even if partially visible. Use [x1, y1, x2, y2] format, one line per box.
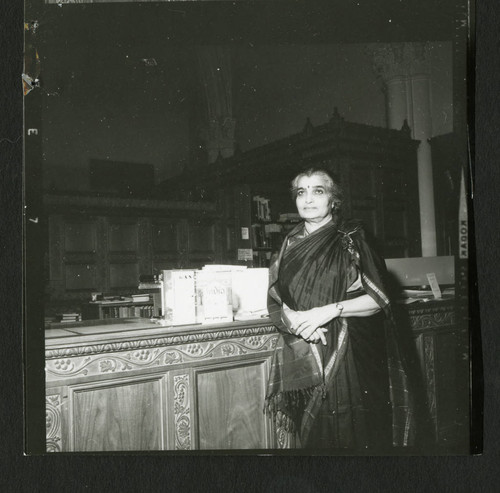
[284, 304, 341, 345]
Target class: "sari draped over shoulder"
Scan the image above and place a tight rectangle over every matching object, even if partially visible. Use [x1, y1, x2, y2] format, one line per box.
[264, 219, 415, 450]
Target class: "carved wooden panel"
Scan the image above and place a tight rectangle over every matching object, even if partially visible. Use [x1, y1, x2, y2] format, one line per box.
[152, 258, 181, 272]
[46, 200, 222, 303]
[383, 208, 408, 239]
[152, 220, 180, 254]
[433, 329, 466, 444]
[413, 333, 426, 378]
[46, 392, 64, 452]
[351, 205, 377, 237]
[383, 207, 409, 257]
[195, 359, 271, 450]
[108, 221, 139, 253]
[424, 333, 437, 426]
[70, 376, 164, 451]
[226, 225, 236, 253]
[46, 330, 279, 381]
[65, 263, 97, 291]
[188, 220, 215, 254]
[408, 304, 455, 331]
[348, 163, 381, 245]
[350, 164, 376, 200]
[64, 219, 97, 253]
[382, 168, 406, 198]
[97, 216, 108, 292]
[109, 262, 140, 289]
[44, 307, 464, 451]
[172, 372, 192, 450]
[137, 217, 153, 274]
[410, 302, 466, 448]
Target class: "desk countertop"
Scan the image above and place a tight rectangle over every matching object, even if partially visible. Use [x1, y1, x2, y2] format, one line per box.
[45, 296, 456, 354]
[45, 317, 277, 355]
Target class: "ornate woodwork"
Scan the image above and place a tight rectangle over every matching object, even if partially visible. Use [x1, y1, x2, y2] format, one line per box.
[46, 299, 465, 451]
[46, 319, 279, 452]
[46, 393, 63, 453]
[163, 113, 421, 259]
[44, 193, 222, 312]
[70, 376, 164, 451]
[173, 373, 192, 450]
[407, 298, 468, 448]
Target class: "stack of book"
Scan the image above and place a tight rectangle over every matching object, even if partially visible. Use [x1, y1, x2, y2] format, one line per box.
[231, 267, 269, 321]
[252, 250, 272, 267]
[138, 274, 161, 290]
[195, 268, 234, 324]
[251, 224, 267, 248]
[264, 223, 283, 250]
[152, 266, 272, 326]
[137, 275, 161, 317]
[57, 312, 81, 323]
[117, 305, 154, 318]
[251, 223, 283, 250]
[161, 269, 198, 325]
[131, 293, 151, 303]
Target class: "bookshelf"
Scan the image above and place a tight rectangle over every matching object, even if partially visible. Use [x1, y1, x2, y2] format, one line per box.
[168, 114, 421, 262]
[250, 197, 295, 267]
[227, 186, 298, 267]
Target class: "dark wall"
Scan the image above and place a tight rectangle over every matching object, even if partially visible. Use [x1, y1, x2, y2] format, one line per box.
[39, 3, 453, 191]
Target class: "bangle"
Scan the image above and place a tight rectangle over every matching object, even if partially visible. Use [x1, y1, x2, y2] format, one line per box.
[335, 303, 344, 317]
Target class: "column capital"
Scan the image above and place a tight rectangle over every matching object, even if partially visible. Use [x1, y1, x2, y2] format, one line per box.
[371, 42, 431, 81]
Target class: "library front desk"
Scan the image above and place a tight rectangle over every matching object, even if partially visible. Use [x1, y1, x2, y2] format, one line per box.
[45, 297, 467, 452]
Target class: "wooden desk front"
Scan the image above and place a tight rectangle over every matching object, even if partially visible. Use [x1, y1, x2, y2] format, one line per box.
[46, 298, 466, 452]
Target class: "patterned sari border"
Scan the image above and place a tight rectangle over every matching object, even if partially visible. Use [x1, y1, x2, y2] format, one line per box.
[362, 273, 390, 306]
[324, 318, 348, 378]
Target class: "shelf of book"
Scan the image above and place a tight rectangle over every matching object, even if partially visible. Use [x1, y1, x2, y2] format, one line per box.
[247, 194, 302, 267]
[81, 300, 154, 320]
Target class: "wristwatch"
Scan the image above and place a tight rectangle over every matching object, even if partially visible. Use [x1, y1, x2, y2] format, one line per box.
[336, 303, 344, 317]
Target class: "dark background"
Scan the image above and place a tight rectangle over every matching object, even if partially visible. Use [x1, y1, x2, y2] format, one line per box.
[40, 41, 452, 190]
[36, 2, 454, 192]
[2, 0, 498, 491]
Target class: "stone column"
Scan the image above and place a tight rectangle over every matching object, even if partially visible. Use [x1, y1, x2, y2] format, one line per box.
[373, 43, 437, 257]
[196, 46, 236, 164]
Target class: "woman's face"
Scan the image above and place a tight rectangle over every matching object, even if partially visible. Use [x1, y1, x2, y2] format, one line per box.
[295, 174, 333, 223]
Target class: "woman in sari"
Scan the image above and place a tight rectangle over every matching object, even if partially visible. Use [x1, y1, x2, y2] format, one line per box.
[265, 168, 415, 451]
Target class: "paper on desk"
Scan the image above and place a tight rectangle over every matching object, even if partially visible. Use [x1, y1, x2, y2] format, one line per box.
[402, 289, 433, 296]
[233, 308, 269, 321]
[397, 297, 431, 304]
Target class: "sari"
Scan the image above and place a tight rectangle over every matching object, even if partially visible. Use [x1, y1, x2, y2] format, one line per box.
[265, 219, 415, 450]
